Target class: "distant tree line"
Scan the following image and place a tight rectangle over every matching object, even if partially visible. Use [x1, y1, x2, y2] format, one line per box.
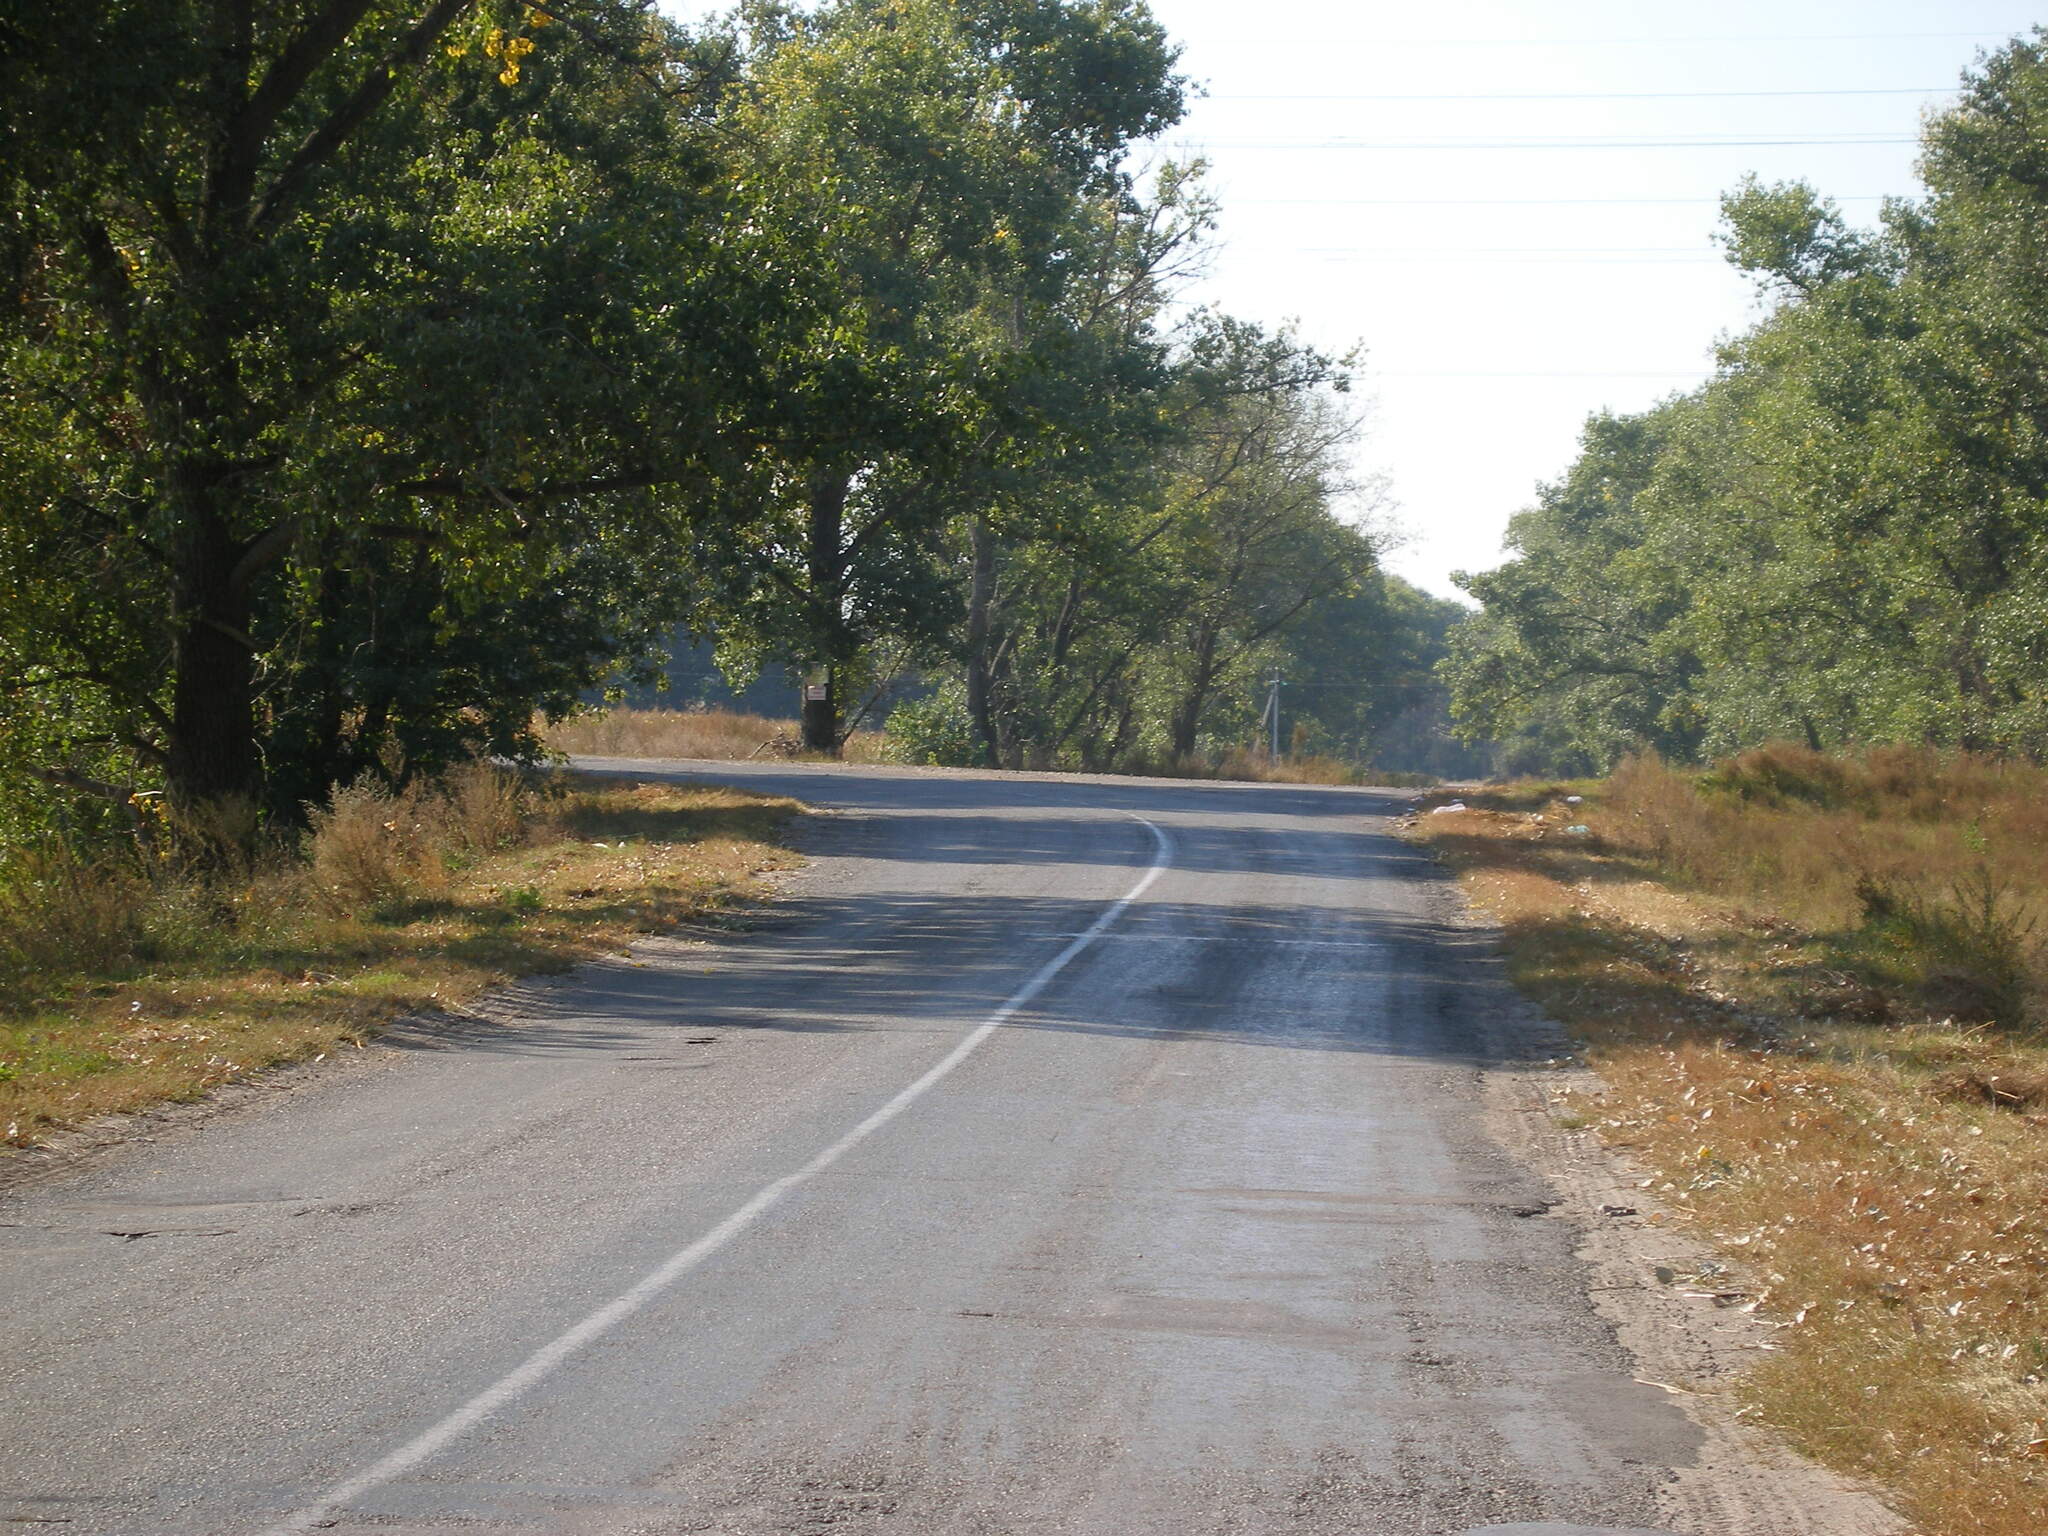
[1445, 33, 2048, 772]
[0, 0, 1465, 850]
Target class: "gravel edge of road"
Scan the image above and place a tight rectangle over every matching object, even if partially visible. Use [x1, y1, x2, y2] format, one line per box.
[1419, 868, 1913, 1535]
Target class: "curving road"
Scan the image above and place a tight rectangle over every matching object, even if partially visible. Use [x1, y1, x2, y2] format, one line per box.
[1, 761, 1699, 1535]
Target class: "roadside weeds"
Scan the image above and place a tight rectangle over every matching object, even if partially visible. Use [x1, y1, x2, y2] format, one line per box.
[0, 773, 801, 1150]
[1409, 756, 2048, 1536]
[543, 707, 891, 763]
[546, 703, 1437, 786]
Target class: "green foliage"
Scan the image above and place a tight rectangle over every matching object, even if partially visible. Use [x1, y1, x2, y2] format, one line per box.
[885, 682, 981, 767]
[1716, 175, 1881, 295]
[942, 300, 1404, 773]
[1446, 403, 1705, 767]
[3, 0, 1452, 840]
[1448, 29, 2048, 772]
[1853, 868, 2040, 1027]
[690, 0, 1188, 751]
[0, 1, 773, 836]
[1294, 577, 1491, 778]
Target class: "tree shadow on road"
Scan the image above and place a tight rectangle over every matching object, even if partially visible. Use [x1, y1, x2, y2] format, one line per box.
[393, 886, 1549, 1074]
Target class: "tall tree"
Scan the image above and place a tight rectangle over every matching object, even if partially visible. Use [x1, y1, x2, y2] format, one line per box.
[0, 1, 765, 833]
[698, 0, 1184, 751]
[1444, 404, 1706, 766]
[1152, 385, 1374, 758]
[1445, 33, 2048, 766]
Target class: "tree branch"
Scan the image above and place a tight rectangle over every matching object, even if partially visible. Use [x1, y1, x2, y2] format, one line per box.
[251, 0, 475, 233]
[387, 466, 698, 503]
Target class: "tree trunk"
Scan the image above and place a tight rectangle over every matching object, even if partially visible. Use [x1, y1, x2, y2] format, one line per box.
[964, 516, 999, 767]
[800, 469, 851, 755]
[800, 689, 835, 754]
[264, 556, 353, 821]
[164, 478, 262, 836]
[1169, 629, 1220, 758]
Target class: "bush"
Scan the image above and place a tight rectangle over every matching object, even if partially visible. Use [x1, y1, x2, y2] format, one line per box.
[884, 685, 980, 767]
[0, 841, 150, 982]
[1855, 868, 2041, 1026]
[1601, 751, 1722, 874]
[1699, 742, 1855, 810]
[0, 764, 552, 987]
[440, 761, 533, 858]
[305, 779, 436, 912]
[304, 767, 540, 915]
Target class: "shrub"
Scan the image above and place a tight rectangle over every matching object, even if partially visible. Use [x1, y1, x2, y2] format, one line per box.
[1854, 868, 2041, 1026]
[1699, 741, 1855, 810]
[305, 778, 433, 913]
[0, 841, 149, 982]
[439, 761, 534, 860]
[1600, 751, 1721, 874]
[303, 767, 542, 915]
[884, 686, 979, 766]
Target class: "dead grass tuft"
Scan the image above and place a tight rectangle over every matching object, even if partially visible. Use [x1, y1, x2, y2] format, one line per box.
[0, 841, 152, 981]
[1211, 747, 1384, 785]
[1411, 755, 2048, 1536]
[1115, 746, 1424, 786]
[303, 763, 550, 916]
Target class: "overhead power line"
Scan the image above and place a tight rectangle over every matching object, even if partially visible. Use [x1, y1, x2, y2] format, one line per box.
[1204, 86, 1954, 102]
[1199, 30, 2011, 47]
[1191, 133, 1917, 150]
[1226, 195, 1891, 206]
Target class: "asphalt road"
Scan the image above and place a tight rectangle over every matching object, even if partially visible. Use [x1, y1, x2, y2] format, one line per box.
[0, 761, 1700, 1536]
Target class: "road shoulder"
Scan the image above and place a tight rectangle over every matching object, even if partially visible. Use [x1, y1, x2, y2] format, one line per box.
[1429, 868, 1910, 1534]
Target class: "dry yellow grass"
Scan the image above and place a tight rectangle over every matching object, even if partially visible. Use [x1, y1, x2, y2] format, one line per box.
[545, 707, 1430, 785]
[1210, 746, 1375, 784]
[544, 707, 891, 762]
[0, 774, 800, 1149]
[1413, 754, 2048, 1536]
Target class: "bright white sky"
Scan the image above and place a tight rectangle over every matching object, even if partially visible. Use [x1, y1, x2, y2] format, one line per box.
[661, 1, 2047, 599]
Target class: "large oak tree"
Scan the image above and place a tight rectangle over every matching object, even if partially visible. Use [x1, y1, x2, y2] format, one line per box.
[0, 1, 768, 832]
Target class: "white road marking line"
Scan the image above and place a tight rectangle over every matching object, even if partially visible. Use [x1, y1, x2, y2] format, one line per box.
[258, 813, 1173, 1536]
[1051, 933, 1379, 948]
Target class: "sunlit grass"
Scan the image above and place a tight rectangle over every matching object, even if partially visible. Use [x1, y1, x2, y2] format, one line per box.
[1413, 754, 2048, 1536]
[542, 706, 890, 763]
[0, 774, 800, 1148]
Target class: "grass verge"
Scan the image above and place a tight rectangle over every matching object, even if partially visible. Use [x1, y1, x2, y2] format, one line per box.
[1411, 747, 2048, 1536]
[547, 705, 1435, 786]
[543, 707, 891, 763]
[1, 771, 801, 1150]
